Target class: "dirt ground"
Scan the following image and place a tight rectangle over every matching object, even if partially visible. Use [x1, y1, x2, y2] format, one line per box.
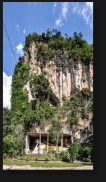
[3, 165, 93, 170]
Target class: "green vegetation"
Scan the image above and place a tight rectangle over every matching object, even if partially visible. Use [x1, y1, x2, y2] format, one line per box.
[3, 159, 93, 168]
[3, 29, 93, 161]
[77, 144, 93, 161]
[3, 108, 25, 157]
[68, 143, 79, 163]
[3, 85, 93, 158]
[30, 74, 53, 101]
[37, 42, 54, 64]
[61, 152, 70, 163]
[3, 63, 56, 157]
[11, 57, 30, 112]
[24, 29, 93, 65]
[61, 89, 93, 144]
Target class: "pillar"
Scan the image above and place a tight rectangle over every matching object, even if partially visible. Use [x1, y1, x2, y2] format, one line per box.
[70, 130, 74, 144]
[26, 135, 29, 154]
[61, 133, 63, 152]
[39, 131, 41, 154]
[56, 132, 59, 154]
[47, 133, 49, 153]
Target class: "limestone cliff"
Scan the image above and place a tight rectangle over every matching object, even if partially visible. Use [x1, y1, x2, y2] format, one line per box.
[24, 41, 93, 104]
[23, 40, 93, 143]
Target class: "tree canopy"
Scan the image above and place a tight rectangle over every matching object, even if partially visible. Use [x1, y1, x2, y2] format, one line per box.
[24, 29, 93, 65]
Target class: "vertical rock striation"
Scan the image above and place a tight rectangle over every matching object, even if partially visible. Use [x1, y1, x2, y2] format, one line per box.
[24, 41, 93, 103]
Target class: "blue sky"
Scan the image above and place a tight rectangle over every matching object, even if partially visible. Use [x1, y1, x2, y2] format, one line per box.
[3, 2, 93, 108]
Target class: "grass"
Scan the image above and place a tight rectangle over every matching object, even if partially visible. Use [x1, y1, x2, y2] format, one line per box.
[3, 160, 93, 168]
[25, 154, 56, 160]
[5, 154, 57, 161]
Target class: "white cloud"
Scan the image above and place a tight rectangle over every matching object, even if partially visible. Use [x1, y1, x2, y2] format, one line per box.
[61, 2, 69, 19]
[55, 18, 63, 27]
[53, 2, 57, 14]
[16, 43, 24, 56]
[71, 2, 93, 30]
[55, 2, 70, 27]
[86, 2, 93, 11]
[23, 29, 26, 35]
[3, 72, 12, 109]
[54, 2, 93, 29]
[16, 24, 20, 32]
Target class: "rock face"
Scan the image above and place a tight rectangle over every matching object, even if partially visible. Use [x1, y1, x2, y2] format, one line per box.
[24, 42, 93, 104]
[23, 41, 93, 142]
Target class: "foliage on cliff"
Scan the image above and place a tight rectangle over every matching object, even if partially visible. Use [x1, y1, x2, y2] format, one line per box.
[25, 29, 93, 65]
[11, 57, 30, 112]
[4, 59, 56, 156]
[3, 108, 25, 157]
[3, 29, 93, 157]
[30, 74, 53, 101]
[11, 58, 55, 129]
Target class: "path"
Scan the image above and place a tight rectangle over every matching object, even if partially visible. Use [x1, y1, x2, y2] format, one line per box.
[3, 165, 93, 170]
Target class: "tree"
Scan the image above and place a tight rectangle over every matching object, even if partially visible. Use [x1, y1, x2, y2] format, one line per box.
[24, 29, 93, 64]
[30, 74, 53, 101]
[14, 124, 25, 155]
[33, 100, 55, 154]
[49, 119, 62, 154]
[82, 43, 93, 64]
[49, 104, 63, 153]
[3, 134, 15, 157]
[68, 143, 79, 162]
[3, 108, 15, 157]
[72, 32, 84, 48]
[3, 108, 12, 137]
[62, 97, 80, 144]
[78, 88, 93, 120]
[41, 32, 46, 42]
[62, 88, 93, 144]
[78, 144, 93, 161]
[37, 42, 48, 64]
[65, 33, 68, 39]
[11, 58, 30, 112]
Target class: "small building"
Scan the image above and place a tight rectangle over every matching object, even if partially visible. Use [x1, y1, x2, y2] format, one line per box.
[25, 132, 71, 154]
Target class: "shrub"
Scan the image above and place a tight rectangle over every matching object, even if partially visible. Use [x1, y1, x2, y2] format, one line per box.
[68, 143, 79, 163]
[45, 158, 49, 162]
[35, 158, 38, 162]
[61, 152, 70, 163]
[37, 42, 48, 64]
[78, 144, 93, 161]
[62, 95, 67, 101]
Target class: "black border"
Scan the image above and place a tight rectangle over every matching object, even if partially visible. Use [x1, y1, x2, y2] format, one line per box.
[1, 0, 106, 181]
